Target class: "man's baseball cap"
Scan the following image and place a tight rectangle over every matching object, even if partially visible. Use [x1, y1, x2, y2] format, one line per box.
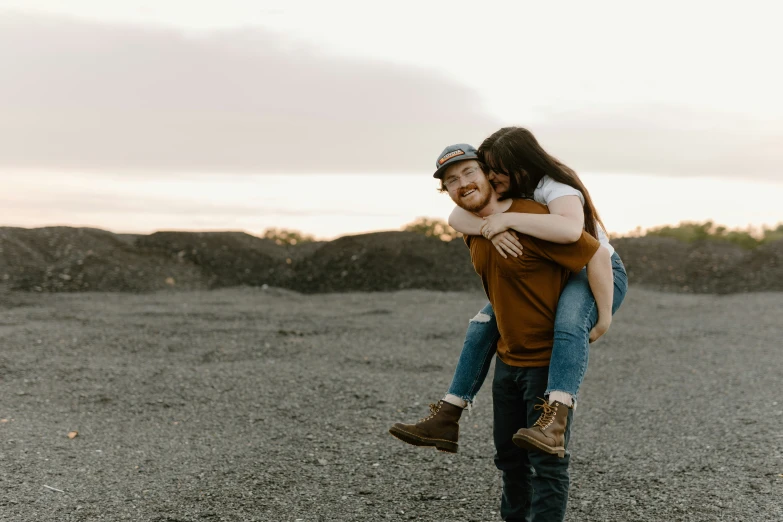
[433, 143, 479, 179]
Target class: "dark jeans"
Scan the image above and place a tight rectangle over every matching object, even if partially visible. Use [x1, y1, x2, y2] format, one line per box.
[493, 358, 573, 522]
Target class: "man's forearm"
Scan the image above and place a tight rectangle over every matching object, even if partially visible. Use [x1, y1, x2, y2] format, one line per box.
[586, 246, 613, 322]
[448, 206, 484, 235]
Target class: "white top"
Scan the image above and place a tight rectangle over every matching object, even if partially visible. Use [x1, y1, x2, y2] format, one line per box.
[532, 176, 615, 256]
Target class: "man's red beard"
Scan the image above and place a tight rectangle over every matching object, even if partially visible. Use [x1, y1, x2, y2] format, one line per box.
[456, 182, 492, 212]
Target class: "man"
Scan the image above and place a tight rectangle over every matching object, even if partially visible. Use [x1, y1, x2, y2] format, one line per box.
[406, 144, 599, 520]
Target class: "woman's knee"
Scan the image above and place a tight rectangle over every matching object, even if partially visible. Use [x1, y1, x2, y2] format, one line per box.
[469, 302, 496, 327]
[473, 301, 495, 318]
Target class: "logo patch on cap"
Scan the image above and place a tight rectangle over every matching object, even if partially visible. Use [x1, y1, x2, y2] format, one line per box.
[438, 149, 465, 165]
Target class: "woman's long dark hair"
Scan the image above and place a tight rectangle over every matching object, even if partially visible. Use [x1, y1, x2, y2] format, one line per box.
[477, 127, 605, 239]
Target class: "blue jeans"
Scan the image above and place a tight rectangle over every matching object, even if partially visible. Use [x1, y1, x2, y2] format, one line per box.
[493, 360, 572, 521]
[447, 252, 628, 404]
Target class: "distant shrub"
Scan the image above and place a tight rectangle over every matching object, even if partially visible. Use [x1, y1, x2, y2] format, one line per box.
[643, 221, 783, 249]
[262, 228, 316, 246]
[403, 218, 462, 242]
[761, 223, 783, 244]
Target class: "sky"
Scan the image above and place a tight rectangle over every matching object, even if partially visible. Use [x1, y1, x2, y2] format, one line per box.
[1, 1, 781, 238]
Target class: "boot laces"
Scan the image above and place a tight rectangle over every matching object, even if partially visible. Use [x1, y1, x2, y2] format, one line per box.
[419, 402, 442, 423]
[532, 398, 557, 429]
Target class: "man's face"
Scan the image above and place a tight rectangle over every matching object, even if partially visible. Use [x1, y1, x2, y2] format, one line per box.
[442, 160, 494, 212]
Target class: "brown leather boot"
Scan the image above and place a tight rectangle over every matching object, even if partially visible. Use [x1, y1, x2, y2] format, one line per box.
[512, 399, 569, 458]
[389, 400, 462, 453]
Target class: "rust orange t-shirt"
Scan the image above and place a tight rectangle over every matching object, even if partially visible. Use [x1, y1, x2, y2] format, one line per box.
[464, 199, 601, 367]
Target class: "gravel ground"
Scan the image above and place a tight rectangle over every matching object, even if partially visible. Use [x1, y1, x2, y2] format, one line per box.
[1, 287, 782, 521]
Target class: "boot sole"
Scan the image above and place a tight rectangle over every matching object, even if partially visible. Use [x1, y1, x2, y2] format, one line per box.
[512, 433, 565, 458]
[388, 426, 458, 453]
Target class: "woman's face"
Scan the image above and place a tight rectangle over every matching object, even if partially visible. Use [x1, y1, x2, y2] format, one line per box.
[487, 170, 510, 196]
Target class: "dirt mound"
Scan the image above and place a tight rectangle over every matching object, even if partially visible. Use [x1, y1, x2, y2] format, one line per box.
[2, 227, 782, 295]
[287, 231, 480, 293]
[613, 237, 783, 294]
[716, 239, 783, 294]
[613, 237, 749, 294]
[135, 231, 294, 288]
[0, 227, 208, 292]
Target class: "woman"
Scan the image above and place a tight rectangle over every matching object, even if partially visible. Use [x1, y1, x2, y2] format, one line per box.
[389, 127, 629, 456]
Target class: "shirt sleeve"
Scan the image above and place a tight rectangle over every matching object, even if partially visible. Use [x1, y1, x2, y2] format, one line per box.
[540, 177, 586, 206]
[530, 231, 600, 272]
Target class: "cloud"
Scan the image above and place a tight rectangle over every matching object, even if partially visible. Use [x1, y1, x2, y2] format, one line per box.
[532, 105, 782, 181]
[0, 12, 780, 181]
[0, 13, 499, 174]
